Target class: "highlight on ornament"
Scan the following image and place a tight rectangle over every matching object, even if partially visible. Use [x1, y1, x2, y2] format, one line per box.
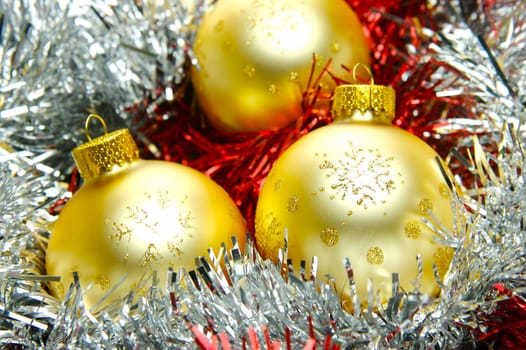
[191, 0, 370, 132]
[255, 69, 457, 309]
[45, 114, 247, 310]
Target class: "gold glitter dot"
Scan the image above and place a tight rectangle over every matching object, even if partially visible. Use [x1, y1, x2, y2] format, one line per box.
[434, 247, 454, 278]
[404, 220, 422, 239]
[419, 198, 434, 215]
[95, 274, 111, 291]
[439, 183, 450, 198]
[346, 210, 353, 216]
[243, 64, 256, 78]
[366, 246, 384, 264]
[288, 71, 299, 81]
[267, 84, 279, 95]
[287, 195, 299, 212]
[320, 227, 339, 246]
[330, 42, 340, 53]
[314, 53, 324, 66]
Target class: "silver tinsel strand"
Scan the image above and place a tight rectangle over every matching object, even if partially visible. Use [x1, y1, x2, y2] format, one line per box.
[0, 0, 525, 348]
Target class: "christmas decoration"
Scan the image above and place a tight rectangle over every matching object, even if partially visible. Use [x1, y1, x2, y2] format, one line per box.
[191, 0, 369, 132]
[46, 115, 247, 309]
[255, 78, 456, 306]
[0, 0, 526, 348]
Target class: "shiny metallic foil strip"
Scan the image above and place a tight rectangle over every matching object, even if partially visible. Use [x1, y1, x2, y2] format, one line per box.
[0, 0, 525, 348]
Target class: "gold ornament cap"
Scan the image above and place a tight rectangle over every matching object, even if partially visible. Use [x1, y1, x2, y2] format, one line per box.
[72, 114, 139, 180]
[331, 65, 396, 123]
[331, 83, 396, 123]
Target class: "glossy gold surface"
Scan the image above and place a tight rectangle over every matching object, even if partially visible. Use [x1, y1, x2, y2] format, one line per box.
[255, 121, 454, 305]
[191, 0, 370, 132]
[47, 160, 247, 309]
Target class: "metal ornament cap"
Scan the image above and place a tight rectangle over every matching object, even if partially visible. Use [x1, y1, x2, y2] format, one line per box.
[72, 114, 139, 180]
[332, 83, 396, 123]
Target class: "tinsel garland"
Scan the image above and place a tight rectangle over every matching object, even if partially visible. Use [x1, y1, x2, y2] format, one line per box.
[0, 0, 525, 348]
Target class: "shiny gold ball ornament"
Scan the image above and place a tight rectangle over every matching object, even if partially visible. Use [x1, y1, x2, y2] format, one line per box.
[191, 0, 370, 132]
[255, 83, 455, 306]
[46, 115, 247, 309]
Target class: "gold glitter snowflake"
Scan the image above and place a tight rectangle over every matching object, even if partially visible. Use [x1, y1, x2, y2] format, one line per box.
[318, 141, 398, 209]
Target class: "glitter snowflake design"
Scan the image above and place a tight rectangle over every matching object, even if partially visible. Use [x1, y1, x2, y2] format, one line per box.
[317, 141, 399, 209]
[107, 191, 194, 268]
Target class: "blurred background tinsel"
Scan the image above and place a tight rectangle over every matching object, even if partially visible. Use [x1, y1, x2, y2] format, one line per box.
[0, 0, 525, 348]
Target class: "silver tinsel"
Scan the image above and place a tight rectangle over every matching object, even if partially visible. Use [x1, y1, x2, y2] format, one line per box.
[0, 0, 525, 348]
[0, 0, 200, 173]
[0, 148, 64, 347]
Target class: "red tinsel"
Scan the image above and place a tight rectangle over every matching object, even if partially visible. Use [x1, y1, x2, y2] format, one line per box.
[136, 87, 332, 232]
[140, 0, 478, 233]
[191, 317, 344, 350]
[471, 284, 526, 349]
[129, 0, 521, 348]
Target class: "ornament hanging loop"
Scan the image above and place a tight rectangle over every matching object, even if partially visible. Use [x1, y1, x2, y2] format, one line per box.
[85, 114, 109, 142]
[352, 62, 374, 86]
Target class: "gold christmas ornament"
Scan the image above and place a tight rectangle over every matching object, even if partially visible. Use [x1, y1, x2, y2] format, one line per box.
[255, 81, 455, 307]
[46, 115, 247, 309]
[191, 0, 370, 132]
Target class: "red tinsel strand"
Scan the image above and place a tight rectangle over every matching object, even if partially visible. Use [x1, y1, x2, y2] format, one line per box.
[474, 284, 526, 350]
[192, 325, 215, 350]
[323, 334, 332, 350]
[263, 326, 272, 350]
[285, 327, 292, 350]
[219, 332, 233, 350]
[303, 339, 316, 350]
[248, 327, 260, 349]
[190, 320, 331, 349]
[48, 168, 79, 216]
